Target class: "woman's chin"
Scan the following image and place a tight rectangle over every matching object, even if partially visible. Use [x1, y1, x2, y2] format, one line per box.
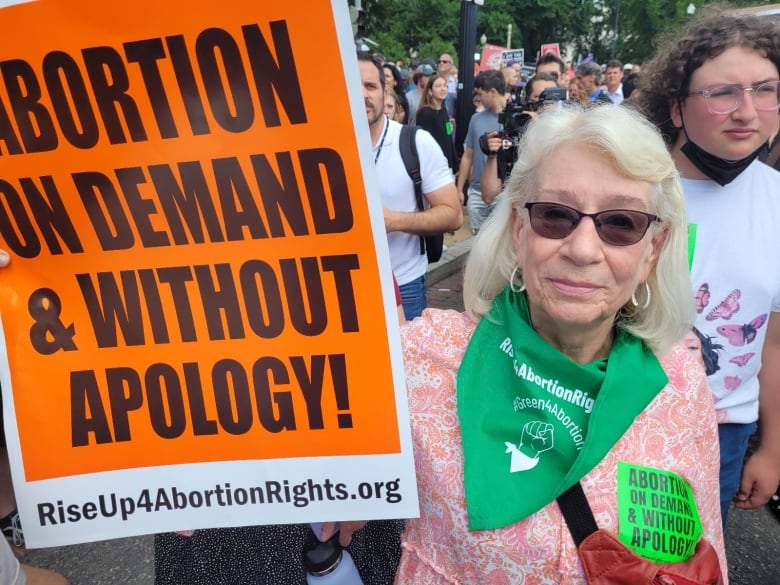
[532, 299, 614, 331]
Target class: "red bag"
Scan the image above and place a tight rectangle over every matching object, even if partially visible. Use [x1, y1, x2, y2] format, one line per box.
[577, 529, 724, 585]
[557, 482, 724, 585]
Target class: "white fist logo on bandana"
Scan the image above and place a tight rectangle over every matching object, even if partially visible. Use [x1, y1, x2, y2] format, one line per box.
[505, 420, 555, 472]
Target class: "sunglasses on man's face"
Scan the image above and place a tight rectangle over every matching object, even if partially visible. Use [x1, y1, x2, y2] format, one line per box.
[524, 202, 659, 246]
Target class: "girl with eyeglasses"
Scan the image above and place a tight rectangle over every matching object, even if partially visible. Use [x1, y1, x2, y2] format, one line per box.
[637, 7, 780, 529]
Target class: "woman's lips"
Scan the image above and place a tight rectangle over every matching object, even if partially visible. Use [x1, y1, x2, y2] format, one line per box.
[725, 127, 758, 140]
[550, 279, 599, 295]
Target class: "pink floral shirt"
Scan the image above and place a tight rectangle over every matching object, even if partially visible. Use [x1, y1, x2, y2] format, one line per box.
[397, 309, 727, 585]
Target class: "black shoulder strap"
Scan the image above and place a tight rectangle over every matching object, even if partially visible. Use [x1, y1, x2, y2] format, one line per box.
[398, 125, 426, 256]
[767, 133, 780, 170]
[399, 125, 424, 210]
[556, 482, 600, 546]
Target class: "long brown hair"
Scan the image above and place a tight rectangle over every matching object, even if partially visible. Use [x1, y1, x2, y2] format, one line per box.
[419, 73, 446, 110]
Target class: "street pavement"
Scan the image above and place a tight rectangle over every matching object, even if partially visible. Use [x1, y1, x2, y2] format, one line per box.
[18, 235, 780, 584]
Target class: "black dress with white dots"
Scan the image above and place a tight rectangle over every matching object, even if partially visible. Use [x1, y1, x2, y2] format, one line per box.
[154, 520, 403, 584]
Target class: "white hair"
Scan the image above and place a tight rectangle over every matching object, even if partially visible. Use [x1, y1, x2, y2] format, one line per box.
[463, 104, 694, 354]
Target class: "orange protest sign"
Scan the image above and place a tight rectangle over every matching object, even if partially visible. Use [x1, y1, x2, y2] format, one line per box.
[0, 0, 417, 547]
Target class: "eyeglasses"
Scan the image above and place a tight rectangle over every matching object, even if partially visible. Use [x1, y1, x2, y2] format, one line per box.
[688, 80, 780, 114]
[438, 59, 452, 64]
[524, 202, 659, 246]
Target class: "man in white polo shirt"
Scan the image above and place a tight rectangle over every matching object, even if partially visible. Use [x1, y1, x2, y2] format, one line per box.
[357, 53, 462, 320]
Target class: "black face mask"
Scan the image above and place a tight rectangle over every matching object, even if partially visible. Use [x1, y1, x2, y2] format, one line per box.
[677, 101, 762, 186]
[681, 139, 762, 186]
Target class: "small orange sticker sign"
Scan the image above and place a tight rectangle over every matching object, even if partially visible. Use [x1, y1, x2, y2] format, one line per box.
[0, 0, 417, 547]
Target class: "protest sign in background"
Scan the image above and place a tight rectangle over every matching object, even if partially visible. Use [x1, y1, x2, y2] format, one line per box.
[0, 0, 417, 546]
[500, 49, 525, 66]
[479, 44, 507, 71]
[540, 43, 561, 59]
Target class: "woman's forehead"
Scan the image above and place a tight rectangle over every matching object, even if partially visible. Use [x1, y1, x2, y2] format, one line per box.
[691, 46, 778, 84]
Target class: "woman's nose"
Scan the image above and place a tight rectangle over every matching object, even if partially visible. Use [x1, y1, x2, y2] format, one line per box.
[560, 217, 605, 263]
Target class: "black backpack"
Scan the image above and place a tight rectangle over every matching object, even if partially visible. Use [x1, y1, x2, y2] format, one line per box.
[398, 125, 444, 264]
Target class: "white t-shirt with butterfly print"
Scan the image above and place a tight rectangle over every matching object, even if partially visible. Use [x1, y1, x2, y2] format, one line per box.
[685, 160, 780, 424]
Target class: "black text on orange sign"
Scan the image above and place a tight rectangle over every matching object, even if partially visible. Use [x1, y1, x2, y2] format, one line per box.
[0, 21, 306, 153]
[0, 150, 353, 258]
[70, 353, 357, 446]
[73, 255, 361, 348]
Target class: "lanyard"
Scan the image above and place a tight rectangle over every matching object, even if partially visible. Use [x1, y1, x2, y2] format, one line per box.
[373, 115, 389, 164]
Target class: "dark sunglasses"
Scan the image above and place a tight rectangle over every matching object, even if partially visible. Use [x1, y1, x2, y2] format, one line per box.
[438, 59, 451, 64]
[524, 202, 659, 246]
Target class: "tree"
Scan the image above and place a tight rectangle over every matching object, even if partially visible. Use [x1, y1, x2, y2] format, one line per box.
[362, 0, 460, 62]
[361, 0, 777, 68]
[598, 0, 775, 65]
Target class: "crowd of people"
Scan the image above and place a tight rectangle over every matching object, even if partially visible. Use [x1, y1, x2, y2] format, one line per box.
[0, 5, 778, 585]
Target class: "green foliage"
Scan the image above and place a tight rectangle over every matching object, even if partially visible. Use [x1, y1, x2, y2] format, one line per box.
[358, 0, 777, 68]
[370, 31, 408, 63]
[418, 40, 459, 64]
[362, 0, 460, 62]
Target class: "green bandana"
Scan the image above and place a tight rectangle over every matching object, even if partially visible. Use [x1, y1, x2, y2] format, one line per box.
[457, 287, 668, 530]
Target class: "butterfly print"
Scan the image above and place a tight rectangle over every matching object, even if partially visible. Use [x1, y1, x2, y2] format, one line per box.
[695, 283, 710, 314]
[730, 353, 755, 367]
[705, 289, 740, 321]
[717, 314, 768, 346]
[724, 375, 742, 391]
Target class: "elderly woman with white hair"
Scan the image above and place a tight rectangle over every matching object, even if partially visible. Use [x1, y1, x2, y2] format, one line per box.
[371, 104, 726, 583]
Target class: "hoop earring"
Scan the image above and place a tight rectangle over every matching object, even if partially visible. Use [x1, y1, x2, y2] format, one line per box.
[510, 266, 526, 293]
[630, 282, 651, 311]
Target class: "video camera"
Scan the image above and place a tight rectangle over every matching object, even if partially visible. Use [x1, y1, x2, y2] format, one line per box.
[538, 86, 567, 102]
[488, 96, 529, 183]
[489, 87, 569, 182]
[497, 98, 532, 142]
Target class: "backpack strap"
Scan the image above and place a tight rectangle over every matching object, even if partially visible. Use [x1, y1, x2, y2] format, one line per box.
[398, 125, 426, 256]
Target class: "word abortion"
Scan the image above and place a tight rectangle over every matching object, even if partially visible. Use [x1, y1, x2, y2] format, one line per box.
[0, 21, 305, 153]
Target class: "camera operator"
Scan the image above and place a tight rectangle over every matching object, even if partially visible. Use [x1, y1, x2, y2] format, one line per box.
[455, 70, 507, 235]
[482, 73, 562, 203]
